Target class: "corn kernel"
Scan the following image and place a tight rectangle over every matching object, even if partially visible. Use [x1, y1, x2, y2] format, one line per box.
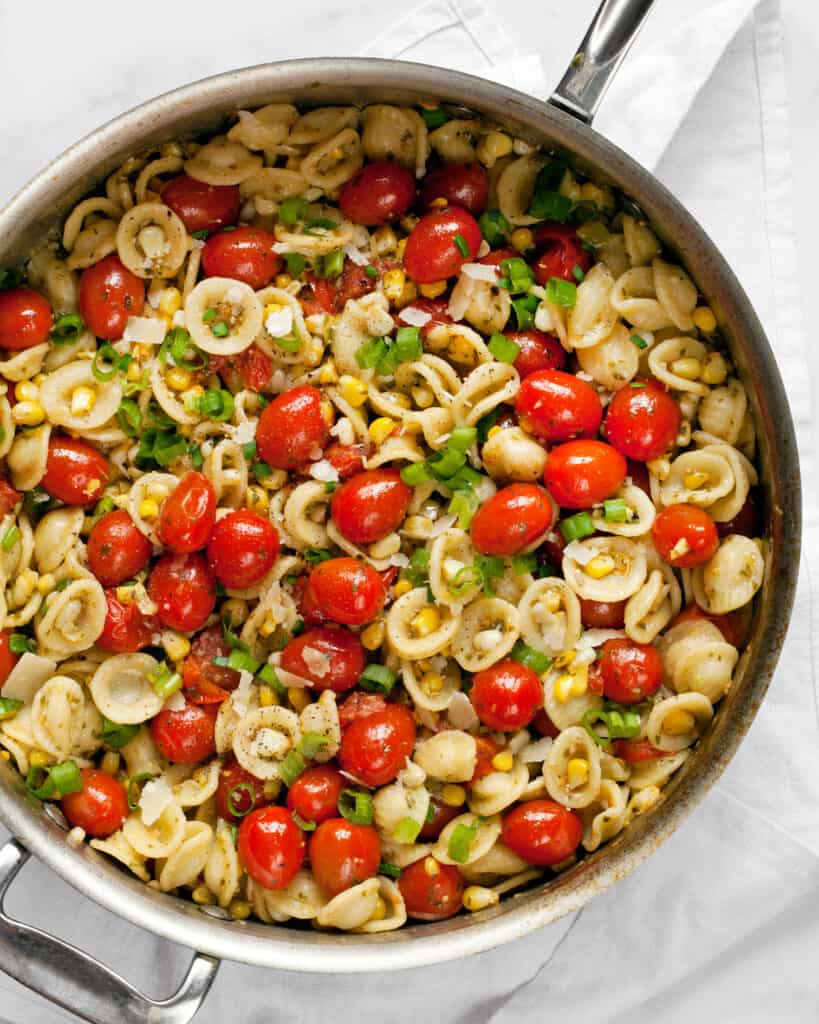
[158, 287, 183, 317]
[554, 650, 576, 669]
[33, 374, 47, 387]
[701, 352, 728, 385]
[670, 357, 702, 381]
[192, 885, 214, 906]
[368, 417, 396, 445]
[370, 897, 388, 921]
[580, 182, 615, 212]
[476, 131, 513, 168]
[228, 899, 251, 920]
[69, 386, 97, 417]
[585, 555, 616, 579]
[288, 687, 311, 712]
[567, 758, 590, 788]
[486, 425, 502, 440]
[421, 671, 444, 695]
[246, 484, 269, 513]
[37, 573, 55, 595]
[338, 374, 368, 408]
[692, 306, 717, 333]
[139, 497, 160, 520]
[259, 686, 277, 707]
[380, 268, 406, 305]
[423, 856, 440, 877]
[393, 578, 413, 598]
[463, 885, 500, 912]
[440, 784, 467, 807]
[419, 280, 447, 299]
[491, 751, 514, 772]
[360, 620, 386, 650]
[684, 471, 709, 490]
[12, 400, 44, 426]
[663, 709, 695, 735]
[101, 751, 120, 775]
[29, 750, 51, 768]
[647, 456, 671, 481]
[258, 615, 277, 638]
[554, 674, 575, 703]
[411, 385, 434, 409]
[411, 606, 440, 637]
[161, 631, 190, 663]
[0, 751, 10, 761]
[447, 335, 476, 365]
[166, 367, 192, 392]
[510, 228, 534, 252]
[182, 385, 205, 410]
[115, 585, 134, 603]
[16, 381, 39, 402]
[275, 273, 293, 289]
[318, 360, 338, 385]
[126, 359, 143, 382]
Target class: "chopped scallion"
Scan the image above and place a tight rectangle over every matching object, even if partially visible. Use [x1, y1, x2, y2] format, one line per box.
[545, 277, 577, 308]
[630, 334, 648, 350]
[488, 333, 521, 364]
[358, 663, 397, 695]
[447, 822, 478, 863]
[339, 788, 374, 826]
[0, 697, 23, 721]
[510, 640, 552, 675]
[453, 232, 470, 258]
[393, 817, 422, 843]
[560, 511, 595, 542]
[278, 749, 307, 787]
[102, 718, 139, 749]
[602, 497, 629, 523]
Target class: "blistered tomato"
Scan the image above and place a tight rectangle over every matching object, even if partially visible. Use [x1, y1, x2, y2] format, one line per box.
[324, 442, 371, 480]
[599, 638, 663, 704]
[532, 222, 592, 284]
[148, 553, 217, 632]
[160, 174, 240, 233]
[157, 471, 216, 554]
[96, 591, 156, 653]
[87, 510, 152, 587]
[78, 255, 144, 340]
[339, 161, 416, 225]
[280, 627, 365, 693]
[652, 504, 719, 568]
[579, 597, 627, 630]
[41, 437, 110, 506]
[501, 800, 582, 866]
[181, 625, 241, 703]
[419, 163, 489, 215]
[0, 630, 18, 685]
[544, 439, 626, 509]
[256, 385, 332, 470]
[150, 703, 218, 764]
[308, 818, 380, 896]
[403, 206, 482, 283]
[61, 769, 128, 838]
[399, 859, 465, 921]
[418, 798, 462, 841]
[338, 690, 389, 728]
[201, 225, 282, 289]
[339, 705, 416, 786]
[515, 370, 602, 443]
[470, 483, 555, 556]
[470, 660, 544, 731]
[306, 558, 385, 626]
[239, 806, 306, 890]
[0, 287, 52, 350]
[604, 380, 681, 461]
[215, 756, 271, 823]
[286, 765, 346, 825]
[330, 469, 412, 545]
[206, 510, 280, 589]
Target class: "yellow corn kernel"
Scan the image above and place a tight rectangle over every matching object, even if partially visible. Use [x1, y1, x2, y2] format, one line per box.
[275, 273, 293, 289]
[360, 620, 386, 651]
[476, 131, 513, 167]
[368, 417, 396, 446]
[463, 885, 500, 912]
[510, 228, 534, 252]
[395, 279, 418, 309]
[338, 374, 368, 408]
[663, 709, 695, 736]
[670, 357, 702, 381]
[567, 758, 590, 788]
[370, 897, 388, 921]
[486, 425, 502, 440]
[166, 367, 192, 392]
[12, 400, 44, 426]
[161, 631, 190, 663]
[115, 585, 134, 603]
[33, 373, 47, 387]
[158, 287, 183, 317]
[429, 196, 449, 209]
[569, 668, 589, 699]
[29, 750, 51, 769]
[393, 578, 413, 598]
[318, 360, 338, 385]
[554, 650, 575, 669]
[36, 573, 55, 595]
[0, 751, 10, 761]
[684, 471, 709, 490]
[647, 456, 671, 481]
[580, 181, 615, 212]
[544, 594, 561, 614]
[585, 555, 616, 579]
[70, 386, 97, 417]
[371, 225, 398, 256]
[701, 351, 728, 385]
[101, 751, 120, 775]
[440, 784, 466, 807]
[259, 686, 277, 707]
[191, 885, 215, 906]
[491, 751, 514, 772]
[421, 671, 444, 695]
[419, 280, 447, 299]
[139, 497, 160, 520]
[288, 687, 311, 713]
[554, 674, 575, 703]
[258, 615, 277, 638]
[126, 359, 143, 382]
[411, 606, 440, 638]
[423, 856, 440, 877]
[692, 306, 717, 333]
[15, 381, 39, 402]
[246, 484, 269, 513]
[228, 899, 252, 921]
[381, 268, 406, 307]
[447, 335, 477, 365]
[182, 385, 205, 410]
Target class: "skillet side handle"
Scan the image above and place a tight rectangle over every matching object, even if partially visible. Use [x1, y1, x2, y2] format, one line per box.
[0, 838, 219, 1024]
[550, 0, 656, 124]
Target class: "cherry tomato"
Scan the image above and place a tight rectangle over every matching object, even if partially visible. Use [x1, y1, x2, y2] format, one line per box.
[182, 625, 240, 704]
[669, 604, 750, 649]
[515, 369, 602, 444]
[399, 859, 465, 921]
[206, 509, 280, 589]
[0, 287, 52, 350]
[239, 806, 306, 890]
[599, 638, 662, 704]
[215, 756, 271, 823]
[307, 557, 385, 626]
[160, 174, 240, 233]
[201, 226, 282, 289]
[41, 437, 110, 506]
[338, 690, 388, 728]
[286, 765, 345, 825]
[419, 162, 489, 215]
[418, 797, 462, 841]
[532, 709, 560, 738]
[470, 483, 555, 556]
[579, 597, 626, 630]
[716, 488, 761, 539]
[0, 479, 21, 517]
[471, 735, 503, 783]
[611, 738, 671, 764]
[509, 329, 566, 378]
[477, 246, 520, 270]
[96, 591, 156, 653]
[256, 385, 332, 470]
[652, 504, 719, 568]
[87, 510, 152, 587]
[0, 630, 19, 685]
[403, 206, 482, 283]
[148, 553, 217, 632]
[156, 472, 216, 554]
[544, 439, 626, 509]
[308, 818, 380, 896]
[211, 344, 274, 394]
[402, 296, 453, 338]
[532, 222, 592, 284]
[150, 703, 217, 764]
[501, 799, 582, 866]
[280, 626, 365, 693]
[300, 261, 380, 317]
[330, 469, 412, 546]
[338, 161, 416, 225]
[61, 769, 128, 839]
[604, 380, 681, 462]
[339, 705, 416, 786]
[324, 442, 371, 480]
[470, 659, 543, 731]
[79, 254, 145, 340]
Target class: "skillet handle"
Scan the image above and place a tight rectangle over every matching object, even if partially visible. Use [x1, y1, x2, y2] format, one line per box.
[549, 0, 656, 124]
[0, 838, 219, 1024]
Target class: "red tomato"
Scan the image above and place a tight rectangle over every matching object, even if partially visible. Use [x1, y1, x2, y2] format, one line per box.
[156, 472, 216, 555]
[308, 818, 380, 896]
[398, 297, 453, 341]
[652, 504, 719, 568]
[470, 660, 543, 731]
[181, 625, 240, 704]
[399, 859, 465, 921]
[516, 370, 602, 444]
[286, 765, 345, 825]
[532, 222, 592, 284]
[87, 510, 152, 587]
[256, 385, 332, 470]
[150, 703, 217, 764]
[470, 483, 555, 556]
[160, 174, 240, 233]
[579, 597, 626, 629]
[324, 442, 371, 480]
[338, 690, 389, 728]
[0, 630, 19, 685]
[669, 604, 750, 649]
[211, 344, 274, 394]
[339, 705, 416, 786]
[148, 553, 217, 632]
[604, 380, 681, 462]
[215, 756, 270, 823]
[0, 287, 52, 350]
[78, 255, 145, 340]
[61, 769, 128, 839]
[477, 246, 520, 270]
[599, 638, 662, 704]
[300, 261, 381, 317]
[611, 738, 671, 764]
[96, 591, 156, 652]
[471, 735, 503, 783]
[201, 226, 282, 289]
[510, 329, 566, 378]
[339, 161, 416, 225]
[239, 806, 306, 890]
[0, 479, 21, 516]
[501, 800, 582, 866]
[403, 206, 482, 283]
[532, 709, 560, 738]
[419, 163, 489, 215]
[280, 627, 365, 693]
[41, 437, 109, 506]
[307, 558, 385, 626]
[418, 798, 462, 841]
[544, 439, 626, 509]
[716, 488, 761, 539]
[330, 469, 412, 545]
[206, 510, 280, 589]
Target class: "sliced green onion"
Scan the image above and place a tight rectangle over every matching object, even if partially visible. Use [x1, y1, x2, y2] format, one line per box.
[116, 399, 142, 437]
[1, 527, 20, 552]
[364, 265, 379, 279]
[291, 812, 317, 831]
[190, 445, 204, 469]
[393, 325, 422, 359]
[572, 264, 586, 282]
[191, 229, 210, 241]
[476, 408, 499, 444]
[26, 760, 83, 800]
[136, 429, 188, 469]
[453, 232, 470, 258]
[196, 388, 234, 422]
[447, 822, 478, 864]
[316, 249, 344, 279]
[9, 634, 33, 655]
[393, 817, 422, 843]
[242, 441, 257, 461]
[339, 788, 374, 826]
[126, 773, 155, 811]
[378, 861, 402, 879]
[421, 107, 449, 129]
[603, 497, 629, 523]
[400, 462, 432, 487]
[212, 649, 261, 674]
[226, 782, 257, 818]
[529, 190, 572, 222]
[447, 565, 483, 597]
[535, 160, 569, 193]
[258, 664, 286, 695]
[324, 481, 337, 494]
[583, 704, 642, 746]
[355, 337, 388, 370]
[403, 548, 430, 588]
[92, 343, 120, 382]
[511, 294, 539, 330]
[303, 548, 333, 566]
[102, 718, 139, 749]
[359, 663, 397, 695]
[545, 277, 577, 308]
[278, 196, 309, 226]
[210, 321, 229, 338]
[55, 578, 71, 592]
[278, 749, 307, 787]
[510, 640, 552, 675]
[499, 257, 534, 294]
[284, 252, 306, 278]
[0, 697, 23, 721]
[429, 447, 466, 480]
[478, 209, 509, 247]
[630, 334, 648, 350]
[446, 426, 476, 453]
[299, 732, 330, 759]
[474, 554, 505, 594]
[449, 488, 479, 529]
[273, 334, 302, 354]
[0, 268, 24, 291]
[159, 327, 208, 371]
[488, 333, 520, 364]
[425, 802, 436, 823]
[512, 553, 538, 575]
[50, 312, 84, 346]
[560, 511, 595, 542]
[93, 496, 115, 518]
[147, 663, 183, 699]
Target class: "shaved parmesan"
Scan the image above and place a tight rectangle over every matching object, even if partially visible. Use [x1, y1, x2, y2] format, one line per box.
[389, 553, 410, 568]
[461, 262, 498, 282]
[123, 317, 166, 346]
[231, 670, 256, 718]
[329, 417, 355, 446]
[301, 646, 331, 678]
[398, 306, 432, 328]
[343, 244, 370, 267]
[577, 628, 627, 649]
[230, 418, 258, 446]
[163, 690, 186, 712]
[139, 777, 173, 827]
[272, 242, 291, 255]
[447, 274, 476, 321]
[447, 691, 479, 731]
[225, 285, 245, 305]
[309, 459, 339, 483]
[519, 736, 553, 764]
[0, 652, 57, 704]
[264, 306, 294, 338]
[172, 309, 186, 327]
[563, 540, 595, 566]
[275, 666, 313, 689]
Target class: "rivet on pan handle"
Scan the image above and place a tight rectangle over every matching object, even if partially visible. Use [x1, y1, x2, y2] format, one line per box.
[0, 838, 219, 1024]
[550, 0, 656, 124]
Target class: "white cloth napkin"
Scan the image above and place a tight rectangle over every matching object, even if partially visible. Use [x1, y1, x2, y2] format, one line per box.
[1, 2, 815, 1022]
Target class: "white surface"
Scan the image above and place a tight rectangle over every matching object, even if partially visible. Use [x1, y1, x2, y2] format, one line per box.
[0, 2, 817, 1022]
